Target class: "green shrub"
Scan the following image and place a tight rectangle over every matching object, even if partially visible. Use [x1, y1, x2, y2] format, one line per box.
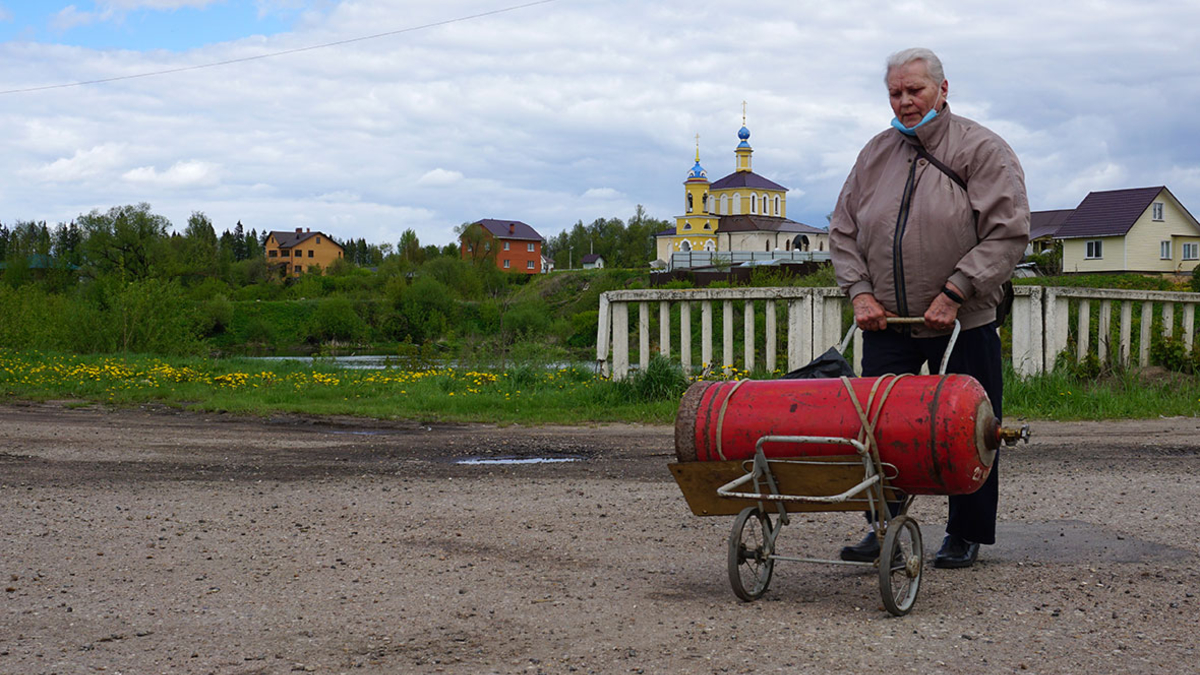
[1190, 264, 1200, 293]
[308, 297, 366, 342]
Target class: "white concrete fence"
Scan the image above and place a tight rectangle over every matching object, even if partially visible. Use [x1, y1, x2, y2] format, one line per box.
[596, 286, 1200, 380]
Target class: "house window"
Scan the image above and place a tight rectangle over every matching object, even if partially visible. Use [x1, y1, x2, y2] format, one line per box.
[1153, 203, 1164, 221]
[503, 259, 510, 269]
[526, 261, 535, 270]
[750, 194, 757, 214]
[503, 241, 510, 251]
[765, 240, 770, 252]
[1085, 240, 1103, 259]
[703, 222, 711, 230]
[1161, 241, 1172, 260]
[774, 195, 781, 216]
[687, 193, 694, 213]
[269, 250, 277, 258]
[316, 236, 321, 244]
[1184, 243, 1199, 260]
[683, 222, 692, 230]
[720, 194, 728, 215]
[527, 243, 534, 252]
[762, 195, 768, 213]
[294, 265, 302, 274]
[733, 193, 741, 214]
[308, 250, 314, 258]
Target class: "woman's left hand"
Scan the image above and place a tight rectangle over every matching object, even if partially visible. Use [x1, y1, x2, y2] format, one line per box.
[924, 284, 961, 331]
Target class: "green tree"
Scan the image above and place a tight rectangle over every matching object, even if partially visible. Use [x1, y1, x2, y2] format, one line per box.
[454, 222, 494, 267]
[78, 203, 171, 282]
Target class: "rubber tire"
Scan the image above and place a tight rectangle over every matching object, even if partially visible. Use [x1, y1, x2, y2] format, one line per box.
[879, 514, 923, 616]
[728, 506, 774, 601]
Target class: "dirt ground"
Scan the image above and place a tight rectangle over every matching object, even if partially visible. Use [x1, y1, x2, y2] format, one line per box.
[1, 401, 1198, 675]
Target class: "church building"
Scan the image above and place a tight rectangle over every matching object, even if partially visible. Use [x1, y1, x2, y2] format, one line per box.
[655, 115, 827, 264]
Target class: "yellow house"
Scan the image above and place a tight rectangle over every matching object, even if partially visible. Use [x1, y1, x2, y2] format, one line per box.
[1055, 186, 1200, 275]
[656, 115, 826, 264]
[264, 228, 345, 277]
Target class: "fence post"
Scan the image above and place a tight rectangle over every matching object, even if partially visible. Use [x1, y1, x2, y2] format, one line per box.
[680, 301, 692, 374]
[701, 301, 713, 373]
[659, 301, 670, 357]
[1077, 300, 1091, 364]
[743, 300, 755, 373]
[723, 300, 734, 376]
[638, 302, 650, 372]
[1184, 303, 1196, 353]
[612, 301, 629, 380]
[1119, 301, 1132, 367]
[596, 293, 611, 377]
[1044, 288, 1070, 373]
[1012, 287, 1043, 377]
[765, 299, 777, 374]
[1139, 301, 1152, 367]
[1098, 300, 1112, 363]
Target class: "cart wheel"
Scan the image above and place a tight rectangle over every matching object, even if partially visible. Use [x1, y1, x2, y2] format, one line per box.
[728, 506, 774, 602]
[878, 514, 922, 616]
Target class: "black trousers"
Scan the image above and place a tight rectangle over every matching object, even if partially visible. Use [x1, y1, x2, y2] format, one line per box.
[860, 323, 1002, 545]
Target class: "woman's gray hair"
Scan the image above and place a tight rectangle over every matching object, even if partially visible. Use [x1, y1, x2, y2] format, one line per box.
[885, 47, 945, 84]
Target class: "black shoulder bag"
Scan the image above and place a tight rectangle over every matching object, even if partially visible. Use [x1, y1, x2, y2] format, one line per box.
[914, 145, 1015, 327]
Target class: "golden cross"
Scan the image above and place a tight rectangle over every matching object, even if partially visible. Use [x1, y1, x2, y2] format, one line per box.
[742, 100, 747, 124]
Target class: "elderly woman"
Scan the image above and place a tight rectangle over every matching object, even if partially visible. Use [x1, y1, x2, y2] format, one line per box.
[829, 48, 1029, 569]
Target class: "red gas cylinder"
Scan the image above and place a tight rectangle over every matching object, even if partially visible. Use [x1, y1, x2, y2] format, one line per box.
[674, 375, 999, 496]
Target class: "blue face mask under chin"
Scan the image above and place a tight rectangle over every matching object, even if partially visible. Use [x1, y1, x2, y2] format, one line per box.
[891, 107, 938, 136]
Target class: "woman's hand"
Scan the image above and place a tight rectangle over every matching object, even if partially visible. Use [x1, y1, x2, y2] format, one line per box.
[852, 293, 891, 331]
[924, 282, 962, 331]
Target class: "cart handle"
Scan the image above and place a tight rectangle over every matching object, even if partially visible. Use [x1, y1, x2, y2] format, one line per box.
[839, 317, 960, 376]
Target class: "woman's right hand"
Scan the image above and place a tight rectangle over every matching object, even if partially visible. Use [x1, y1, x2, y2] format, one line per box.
[852, 293, 892, 331]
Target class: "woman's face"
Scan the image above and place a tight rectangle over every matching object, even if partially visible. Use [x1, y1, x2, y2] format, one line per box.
[887, 61, 948, 128]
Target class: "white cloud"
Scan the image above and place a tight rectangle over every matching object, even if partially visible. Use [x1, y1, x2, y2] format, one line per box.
[22, 144, 128, 182]
[122, 160, 221, 188]
[0, 5, 12, 22]
[416, 168, 464, 187]
[582, 188, 621, 200]
[50, 5, 98, 31]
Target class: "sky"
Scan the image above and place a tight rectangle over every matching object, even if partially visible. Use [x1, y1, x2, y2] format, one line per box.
[2, 0, 1200, 250]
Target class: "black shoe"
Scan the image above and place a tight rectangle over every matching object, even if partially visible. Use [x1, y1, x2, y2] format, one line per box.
[933, 534, 980, 569]
[839, 530, 880, 562]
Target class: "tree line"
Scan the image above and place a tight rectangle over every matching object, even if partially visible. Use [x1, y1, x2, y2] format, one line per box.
[0, 203, 663, 357]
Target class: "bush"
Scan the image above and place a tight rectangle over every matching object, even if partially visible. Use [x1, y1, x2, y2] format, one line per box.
[307, 297, 366, 342]
[198, 294, 234, 336]
[394, 277, 456, 342]
[502, 299, 552, 340]
[1190, 264, 1200, 293]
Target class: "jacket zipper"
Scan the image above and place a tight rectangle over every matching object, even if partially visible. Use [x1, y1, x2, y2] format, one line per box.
[892, 157, 919, 318]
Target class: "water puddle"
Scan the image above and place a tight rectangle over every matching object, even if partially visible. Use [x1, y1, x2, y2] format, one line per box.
[456, 456, 582, 466]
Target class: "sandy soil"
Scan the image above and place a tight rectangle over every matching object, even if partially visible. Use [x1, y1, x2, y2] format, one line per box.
[1, 401, 1198, 675]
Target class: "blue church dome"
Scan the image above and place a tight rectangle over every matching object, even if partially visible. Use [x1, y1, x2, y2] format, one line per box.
[738, 125, 751, 140]
[688, 160, 707, 179]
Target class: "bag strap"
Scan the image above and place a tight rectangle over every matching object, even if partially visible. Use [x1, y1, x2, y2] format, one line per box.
[915, 145, 967, 191]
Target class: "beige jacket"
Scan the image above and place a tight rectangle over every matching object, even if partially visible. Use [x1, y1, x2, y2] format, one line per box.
[829, 104, 1030, 336]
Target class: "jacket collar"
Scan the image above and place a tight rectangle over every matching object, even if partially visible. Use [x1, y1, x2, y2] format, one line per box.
[911, 101, 952, 150]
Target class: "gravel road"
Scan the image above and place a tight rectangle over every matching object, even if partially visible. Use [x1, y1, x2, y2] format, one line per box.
[1, 401, 1197, 674]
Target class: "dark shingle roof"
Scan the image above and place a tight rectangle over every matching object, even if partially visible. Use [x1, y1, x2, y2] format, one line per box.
[581, 254, 603, 264]
[653, 227, 677, 238]
[1029, 209, 1075, 241]
[717, 215, 826, 235]
[709, 171, 788, 192]
[474, 219, 543, 241]
[1053, 187, 1164, 239]
[269, 230, 342, 249]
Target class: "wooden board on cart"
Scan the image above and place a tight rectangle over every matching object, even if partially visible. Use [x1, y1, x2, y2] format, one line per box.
[668, 454, 900, 517]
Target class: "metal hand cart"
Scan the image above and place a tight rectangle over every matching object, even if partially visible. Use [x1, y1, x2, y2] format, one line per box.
[669, 318, 990, 616]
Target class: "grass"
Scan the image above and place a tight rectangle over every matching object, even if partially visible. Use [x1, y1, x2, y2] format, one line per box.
[1, 349, 1197, 425]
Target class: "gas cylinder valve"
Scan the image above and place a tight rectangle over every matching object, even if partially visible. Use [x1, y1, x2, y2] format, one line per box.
[998, 424, 1031, 446]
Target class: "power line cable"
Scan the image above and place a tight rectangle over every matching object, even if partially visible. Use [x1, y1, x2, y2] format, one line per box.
[0, 0, 564, 96]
